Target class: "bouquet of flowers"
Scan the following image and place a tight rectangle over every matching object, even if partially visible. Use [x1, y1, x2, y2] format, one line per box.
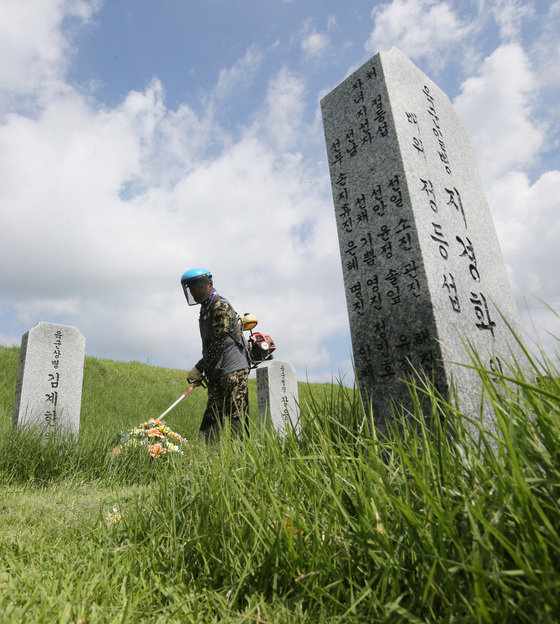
[112, 418, 189, 458]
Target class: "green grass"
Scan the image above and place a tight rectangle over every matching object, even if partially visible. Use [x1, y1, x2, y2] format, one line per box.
[0, 340, 559, 622]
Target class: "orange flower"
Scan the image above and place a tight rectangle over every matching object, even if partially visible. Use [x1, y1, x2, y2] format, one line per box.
[146, 428, 164, 438]
[282, 517, 304, 536]
[148, 443, 166, 457]
[147, 419, 163, 427]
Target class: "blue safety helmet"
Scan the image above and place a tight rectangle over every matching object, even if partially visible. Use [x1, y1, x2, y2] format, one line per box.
[181, 268, 213, 306]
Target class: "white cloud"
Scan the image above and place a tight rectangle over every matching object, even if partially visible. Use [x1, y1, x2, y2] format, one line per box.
[212, 45, 263, 105]
[0, 19, 343, 377]
[257, 66, 306, 152]
[453, 43, 543, 183]
[0, 83, 167, 296]
[488, 170, 560, 304]
[489, 0, 535, 41]
[531, 1, 560, 92]
[301, 31, 329, 59]
[366, 0, 470, 69]
[0, 0, 100, 98]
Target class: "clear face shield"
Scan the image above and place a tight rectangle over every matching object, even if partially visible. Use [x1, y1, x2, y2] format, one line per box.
[182, 277, 211, 306]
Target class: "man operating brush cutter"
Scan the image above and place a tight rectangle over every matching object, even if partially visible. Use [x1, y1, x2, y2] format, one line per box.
[181, 268, 250, 443]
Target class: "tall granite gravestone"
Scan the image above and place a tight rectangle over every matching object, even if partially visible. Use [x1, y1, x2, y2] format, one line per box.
[12, 322, 86, 437]
[257, 360, 300, 436]
[321, 47, 524, 432]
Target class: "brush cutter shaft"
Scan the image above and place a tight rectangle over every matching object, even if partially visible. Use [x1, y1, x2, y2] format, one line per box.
[159, 386, 194, 419]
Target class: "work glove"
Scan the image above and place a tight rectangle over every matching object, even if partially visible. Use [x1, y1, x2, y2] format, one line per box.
[187, 366, 202, 385]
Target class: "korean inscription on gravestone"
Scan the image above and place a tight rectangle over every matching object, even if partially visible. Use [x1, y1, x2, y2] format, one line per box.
[321, 48, 524, 430]
[257, 360, 300, 436]
[13, 322, 86, 437]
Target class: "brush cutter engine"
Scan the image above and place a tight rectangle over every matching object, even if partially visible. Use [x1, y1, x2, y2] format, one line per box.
[248, 331, 276, 363]
[240, 313, 276, 367]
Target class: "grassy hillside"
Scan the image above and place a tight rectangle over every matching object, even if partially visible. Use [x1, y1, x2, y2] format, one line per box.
[1, 344, 559, 622]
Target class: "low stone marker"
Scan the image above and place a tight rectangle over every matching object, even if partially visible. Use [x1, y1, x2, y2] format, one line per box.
[257, 360, 300, 436]
[321, 47, 525, 433]
[12, 322, 86, 437]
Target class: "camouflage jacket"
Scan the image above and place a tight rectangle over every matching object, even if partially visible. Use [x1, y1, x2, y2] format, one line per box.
[196, 292, 249, 381]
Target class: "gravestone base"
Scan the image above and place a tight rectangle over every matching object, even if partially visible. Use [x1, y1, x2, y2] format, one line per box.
[13, 322, 86, 438]
[256, 360, 300, 437]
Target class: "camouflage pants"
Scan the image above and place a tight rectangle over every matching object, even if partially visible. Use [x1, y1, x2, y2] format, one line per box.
[199, 369, 249, 443]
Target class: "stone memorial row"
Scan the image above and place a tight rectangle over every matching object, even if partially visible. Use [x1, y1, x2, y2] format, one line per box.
[10, 320, 297, 440]
[321, 48, 526, 432]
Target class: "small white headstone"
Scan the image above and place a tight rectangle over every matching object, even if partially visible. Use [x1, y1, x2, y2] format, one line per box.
[257, 360, 300, 436]
[12, 322, 86, 437]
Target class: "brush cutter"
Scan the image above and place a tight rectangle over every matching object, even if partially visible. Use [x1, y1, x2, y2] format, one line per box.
[158, 385, 197, 420]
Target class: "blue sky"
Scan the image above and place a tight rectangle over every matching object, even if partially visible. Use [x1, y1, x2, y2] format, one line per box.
[1, 0, 559, 383]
